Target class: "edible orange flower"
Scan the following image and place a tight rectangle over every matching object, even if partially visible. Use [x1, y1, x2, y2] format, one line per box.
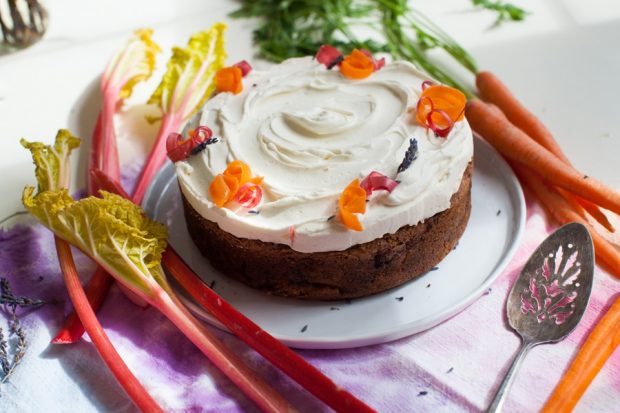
[338, 179, 367, 231]
[210, 160, 263, 208]
[209, 174, 240, 207]
[215, 66, 243, 94]
[223, 160, 252, 186]
[415, 84, 466, 136]
[340, 49, 374, 80]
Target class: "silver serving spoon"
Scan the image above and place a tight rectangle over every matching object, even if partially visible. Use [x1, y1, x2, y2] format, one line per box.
[487, 222, 594, 413]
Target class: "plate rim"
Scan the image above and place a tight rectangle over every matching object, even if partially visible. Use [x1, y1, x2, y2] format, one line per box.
[144, 136, 526, 349]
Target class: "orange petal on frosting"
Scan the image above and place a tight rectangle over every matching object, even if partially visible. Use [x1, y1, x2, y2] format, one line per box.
[338, 179, 367, 231]
[340, 209, 363, 232]
[415, 84, 466, 126]
[215, 66, 243, 94]
[209, 174, 240, 207]
[223, 160, 252, 186]
[340, 49, 374, 80]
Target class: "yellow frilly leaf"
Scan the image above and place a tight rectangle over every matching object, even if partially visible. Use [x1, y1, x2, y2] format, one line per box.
[148, 22, 227, 121]
[20, 129, 80, 192]
[102, 28, 162, 101]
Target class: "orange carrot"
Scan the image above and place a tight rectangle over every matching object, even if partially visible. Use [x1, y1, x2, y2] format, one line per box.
[466, 99, 620, 217]
[541, 293, 620, 413]
[476, 71, 570, 162]
[575, 196, 614, 233]
[476, 71, 614, 232]
[513, 163, 620, 276]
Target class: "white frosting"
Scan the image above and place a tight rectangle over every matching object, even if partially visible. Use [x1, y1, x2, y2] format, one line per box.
[175, 57, 473, 253]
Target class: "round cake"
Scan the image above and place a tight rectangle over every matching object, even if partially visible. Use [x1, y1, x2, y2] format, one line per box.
[173, 54, 474, 300]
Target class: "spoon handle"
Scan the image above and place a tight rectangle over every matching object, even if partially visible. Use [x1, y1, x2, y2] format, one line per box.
[487, 340, 534, 413]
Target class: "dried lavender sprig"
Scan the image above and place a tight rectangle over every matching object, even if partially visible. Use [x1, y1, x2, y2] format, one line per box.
[0, 278, 45, 310]
[0, 312, 27, 384]
[190, 137, 219, 156]
[0, 278, 45, 385]
[0, 307, 27, 383]
[397, 138, 418, 173]
[0, 327, 9, 375]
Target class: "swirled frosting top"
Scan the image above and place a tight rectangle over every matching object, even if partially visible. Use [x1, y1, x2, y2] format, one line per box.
[175, 57, 473, 253]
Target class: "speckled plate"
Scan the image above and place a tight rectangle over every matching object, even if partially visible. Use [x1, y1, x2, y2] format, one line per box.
[142, 137, 525, 349]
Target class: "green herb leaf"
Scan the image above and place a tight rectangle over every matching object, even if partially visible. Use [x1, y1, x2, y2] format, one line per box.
[23, 189, 168, 296]
[20, 129, 80, 192]
[230, 0, 480, 95]
[471, 0, 528, 25]
[148, 23, 227, 122]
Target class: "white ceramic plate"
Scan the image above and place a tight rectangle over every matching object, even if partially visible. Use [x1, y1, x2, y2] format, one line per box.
[143, 137, 525, 349]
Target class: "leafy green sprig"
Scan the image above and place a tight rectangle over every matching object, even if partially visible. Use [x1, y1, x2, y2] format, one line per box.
[471, 0, 528, 25]
[231, 0, 481, 95]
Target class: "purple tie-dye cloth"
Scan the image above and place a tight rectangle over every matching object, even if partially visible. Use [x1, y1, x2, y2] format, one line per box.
[1, 185, 619, 412]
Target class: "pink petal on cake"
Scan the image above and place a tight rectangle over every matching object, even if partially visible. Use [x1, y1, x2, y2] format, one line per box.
[233, 60, 253, 77]
[315, 45, 343, 68]
[289, 225, 296, 245]
[166, 132, 184, 153]
[166, 132, 191, 162]
[360, 171, 399, 197]
[235, 183, 262, 208]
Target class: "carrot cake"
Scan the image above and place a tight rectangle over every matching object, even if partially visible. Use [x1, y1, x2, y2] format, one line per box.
[170, 49, 473, 300]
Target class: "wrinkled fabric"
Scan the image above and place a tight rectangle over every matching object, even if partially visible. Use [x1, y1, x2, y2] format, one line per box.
[1, 191, 619, 412]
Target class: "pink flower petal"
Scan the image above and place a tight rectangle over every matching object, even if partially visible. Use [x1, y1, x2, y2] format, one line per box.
[421, 80, 435, 90]
[289, 225, 296, 245]
[235, 183, 263, 209]
[315, 45, 343, 68]
[166, 126, 215, 162]
[360, 171, 399, 197]
[233, 60, 253, 77]
[166, 133, 190, 162]
[426, 109, 454, 138]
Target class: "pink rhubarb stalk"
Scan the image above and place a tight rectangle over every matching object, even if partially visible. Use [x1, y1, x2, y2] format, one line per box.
[92, 168, 376, 413]
[23, 129, 293, 412]
[163, 249, 377, 413]
[151, 284, 295, 413]
[47, 201, 294, 413]
[52, 266, 113, 344]
[55, 239, 163, 412]
[131, 113, 181, 203]
[58, 25, 228, 344]
[22, 130, 163, 411]
[133, 23, 227, 203]
[53, 29, 161, 344]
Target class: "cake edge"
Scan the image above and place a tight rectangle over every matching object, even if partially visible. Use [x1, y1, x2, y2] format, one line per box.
[181, 162, 473, 300]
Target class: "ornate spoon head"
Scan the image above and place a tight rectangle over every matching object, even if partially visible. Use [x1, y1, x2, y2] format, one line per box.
[507, 223, 594, 344]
